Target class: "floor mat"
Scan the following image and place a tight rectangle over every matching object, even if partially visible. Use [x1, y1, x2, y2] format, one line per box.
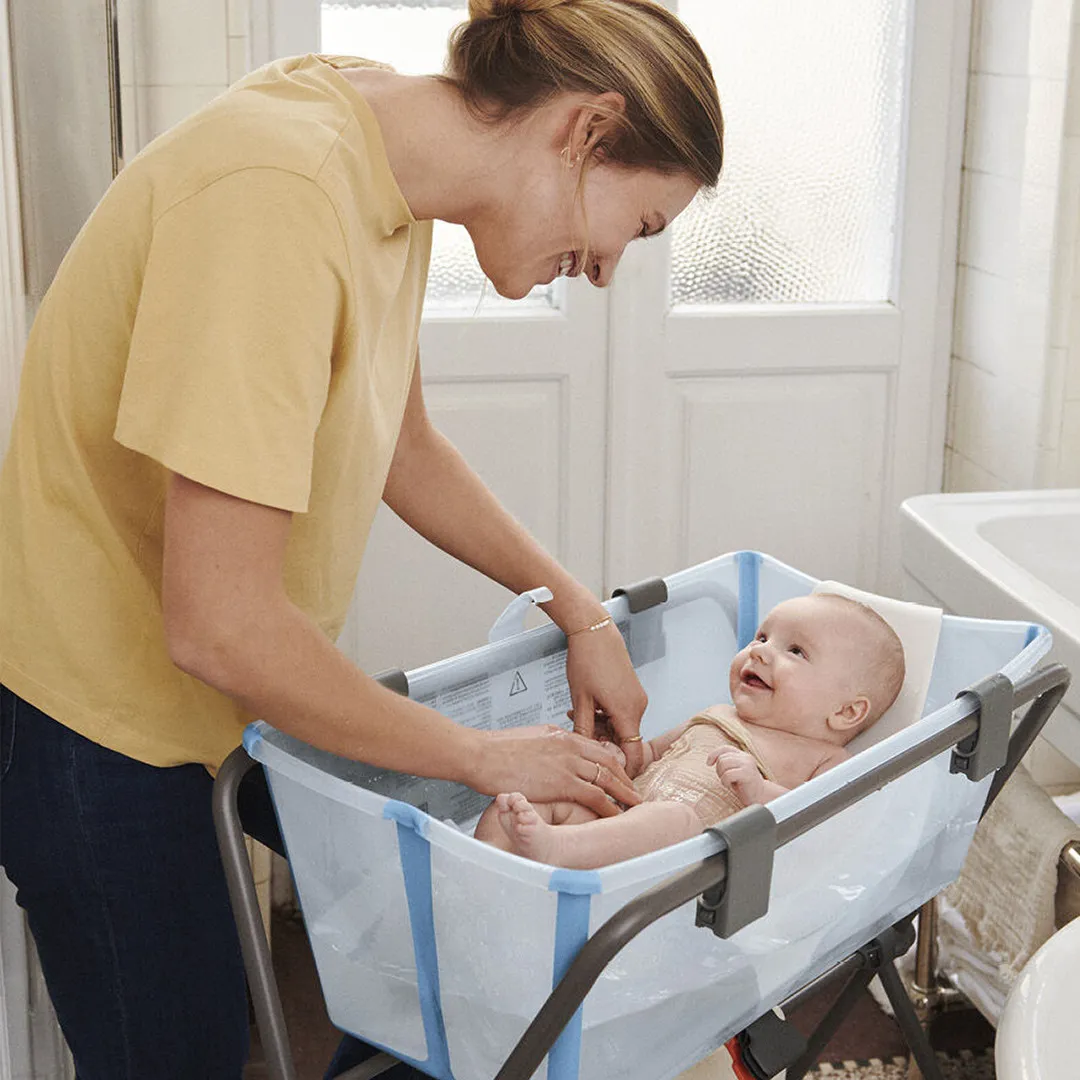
[807, 1049, 996, 1079]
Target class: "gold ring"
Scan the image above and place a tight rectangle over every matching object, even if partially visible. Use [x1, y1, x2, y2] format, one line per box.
[593, 761, 602, 784]
[621, 735, 643, 744]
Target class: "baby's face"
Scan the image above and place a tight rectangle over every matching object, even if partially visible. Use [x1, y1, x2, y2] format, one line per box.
[728, 596, 864, 739]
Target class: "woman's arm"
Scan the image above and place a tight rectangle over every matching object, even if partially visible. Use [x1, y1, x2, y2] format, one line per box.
[161, 473, 638, 814]
[383, 359, 648, 770]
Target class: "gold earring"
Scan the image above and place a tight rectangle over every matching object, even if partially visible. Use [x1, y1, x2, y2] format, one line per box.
[560, 146, 580, 169]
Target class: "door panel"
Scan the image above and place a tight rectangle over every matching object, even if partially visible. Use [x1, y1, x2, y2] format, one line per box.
[344, 376, 566, 673]
[677, 372, 889, 582]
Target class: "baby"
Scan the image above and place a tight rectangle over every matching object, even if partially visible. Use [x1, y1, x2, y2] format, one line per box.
[475, 593, 905, 868]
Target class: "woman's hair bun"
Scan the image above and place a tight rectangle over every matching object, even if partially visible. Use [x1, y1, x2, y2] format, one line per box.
[448, 0, 723, 191]
[467, 0, 572, 18]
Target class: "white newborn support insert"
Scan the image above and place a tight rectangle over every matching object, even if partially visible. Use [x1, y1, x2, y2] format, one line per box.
[244, 552, 1052, 1080]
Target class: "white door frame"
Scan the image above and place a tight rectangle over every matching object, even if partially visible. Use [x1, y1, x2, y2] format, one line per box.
[0, 0, 25, 445]
[2, 6, 76, 1077]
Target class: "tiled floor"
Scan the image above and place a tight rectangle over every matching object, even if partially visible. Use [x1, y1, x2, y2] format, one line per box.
[245, 909, 996, 1079]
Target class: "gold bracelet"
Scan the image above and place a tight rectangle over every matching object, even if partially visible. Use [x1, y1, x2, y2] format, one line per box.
[620, 734, 643, 744]
[566, 616, 613, 637]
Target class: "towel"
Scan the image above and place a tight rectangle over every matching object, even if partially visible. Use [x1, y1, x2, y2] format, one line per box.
[941, 765, 1080, 997]
[812, 580, 943, 751]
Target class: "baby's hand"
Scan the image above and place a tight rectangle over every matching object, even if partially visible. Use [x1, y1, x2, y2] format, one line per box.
[708, 746, 766, 805]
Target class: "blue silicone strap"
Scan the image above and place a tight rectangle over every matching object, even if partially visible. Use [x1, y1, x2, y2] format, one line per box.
[736, 550, 761, 650]
[547, 870, 602, 1080]
[382, 801, 453, 1079]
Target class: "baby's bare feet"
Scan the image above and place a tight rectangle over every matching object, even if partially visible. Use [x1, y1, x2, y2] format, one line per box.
[494, 792, 561, 864]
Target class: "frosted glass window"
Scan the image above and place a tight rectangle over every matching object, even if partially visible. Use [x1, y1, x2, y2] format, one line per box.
[672, 0, 908, 306]
[321, 1, 553, 311]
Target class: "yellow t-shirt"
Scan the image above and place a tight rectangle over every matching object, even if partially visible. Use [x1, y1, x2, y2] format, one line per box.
[0, 55, 433, 769]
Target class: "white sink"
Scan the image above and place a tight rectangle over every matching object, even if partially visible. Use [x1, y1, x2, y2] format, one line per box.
[995, 914, 1080, 1080]
[899, 490, 1080, 768]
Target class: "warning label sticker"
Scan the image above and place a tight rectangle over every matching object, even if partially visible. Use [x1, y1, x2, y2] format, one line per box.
[417, 649, 572, 733]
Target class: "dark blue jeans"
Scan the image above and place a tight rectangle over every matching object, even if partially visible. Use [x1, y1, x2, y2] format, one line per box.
[0, 685, 423, 1080]
[0, 684, 251, 1078]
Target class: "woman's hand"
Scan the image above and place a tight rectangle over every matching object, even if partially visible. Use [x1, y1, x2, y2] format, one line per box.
[565, 621, 649, 775]
[470, 725, 639, 818]
[708, 746, 765, 805]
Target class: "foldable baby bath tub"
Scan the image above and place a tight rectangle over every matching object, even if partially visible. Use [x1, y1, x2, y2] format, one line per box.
[213, 552, 1072, 1080]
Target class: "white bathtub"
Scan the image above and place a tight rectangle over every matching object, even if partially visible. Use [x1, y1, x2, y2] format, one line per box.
[900, 490, 1080, 773]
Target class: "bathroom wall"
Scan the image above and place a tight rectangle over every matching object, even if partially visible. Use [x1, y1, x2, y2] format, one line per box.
[947, 0, 1080, 790]
[117, 0, 251, 155]
[947, 0, 1080, 490]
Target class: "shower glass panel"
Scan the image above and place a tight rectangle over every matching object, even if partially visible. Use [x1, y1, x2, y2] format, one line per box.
[321, 1, 554, 311]
[673, 0, 909, 305]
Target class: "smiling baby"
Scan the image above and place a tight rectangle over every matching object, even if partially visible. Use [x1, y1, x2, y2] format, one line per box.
[475, 593, 906, 868]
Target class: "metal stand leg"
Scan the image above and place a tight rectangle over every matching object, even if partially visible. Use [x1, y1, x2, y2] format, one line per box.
[785, 966, 877, 1080]
[878, 960, 945, 1080]
[212, 745, 297, 1080]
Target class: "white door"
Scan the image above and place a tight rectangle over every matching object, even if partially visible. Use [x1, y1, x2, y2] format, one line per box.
[607, 0, 967, 594]
[264, 0, 967, 675]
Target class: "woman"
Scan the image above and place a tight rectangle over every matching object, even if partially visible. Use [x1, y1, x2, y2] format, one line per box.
[0, 0, 723, 1076]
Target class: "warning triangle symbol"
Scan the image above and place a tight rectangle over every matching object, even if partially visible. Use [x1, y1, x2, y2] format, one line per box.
[509, 671, 528, 696]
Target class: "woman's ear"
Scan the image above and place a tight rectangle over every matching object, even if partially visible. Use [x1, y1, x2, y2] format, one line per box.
[827, 697, 871, 735]
[565, 91, 627, 160]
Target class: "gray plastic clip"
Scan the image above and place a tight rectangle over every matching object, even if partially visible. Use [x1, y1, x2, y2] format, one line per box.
[611, 576, 668, 613]
[696, 803, 778, 938]
[373, 668, 410, 698]
[951, 672, 1013, 782]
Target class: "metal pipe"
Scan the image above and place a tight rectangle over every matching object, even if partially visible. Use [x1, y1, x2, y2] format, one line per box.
[212, 747, 297, 1080]
[1063, 841, 1080, 882]
[104, 0, 124, 176]
[910, 899, 939, 1018]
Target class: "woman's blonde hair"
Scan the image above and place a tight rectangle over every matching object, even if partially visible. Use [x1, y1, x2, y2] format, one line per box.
[444, 0, 723, 190]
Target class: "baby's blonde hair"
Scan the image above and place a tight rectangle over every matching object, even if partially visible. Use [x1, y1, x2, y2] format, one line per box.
[815, 594, 906, 732]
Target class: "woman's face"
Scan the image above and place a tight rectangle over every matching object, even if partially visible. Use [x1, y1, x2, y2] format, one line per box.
[471, 162, 700, 300]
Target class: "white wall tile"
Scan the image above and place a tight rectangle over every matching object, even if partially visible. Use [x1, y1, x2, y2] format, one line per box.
[1024, 77, 1068, 186]
[116, 0, 138, 88]
[955, 265, 1017, 375]
[143, 0, 228, 86]
[960, 169, 1022, 277]
[1067, 306, 1080, 396]
[943, 446, 1007, 492]
[976, 0, 1034, 76]
[1017, 178, 1059, 289]
[1010, 274, 1054, 384]
[119, 83, 143, 159]
[951, 358, 1042, 484]
[144, 84, 228, 143]
[964, 73, 1030, 179]
[1040, 346, 1068, 449]
[228, 36, 251, 83]
[1067, 24, 1080, 135]
[227, 0, 249, 38]
[1029, 0, 1073, 78]
[1058, 399, 1080, 481]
